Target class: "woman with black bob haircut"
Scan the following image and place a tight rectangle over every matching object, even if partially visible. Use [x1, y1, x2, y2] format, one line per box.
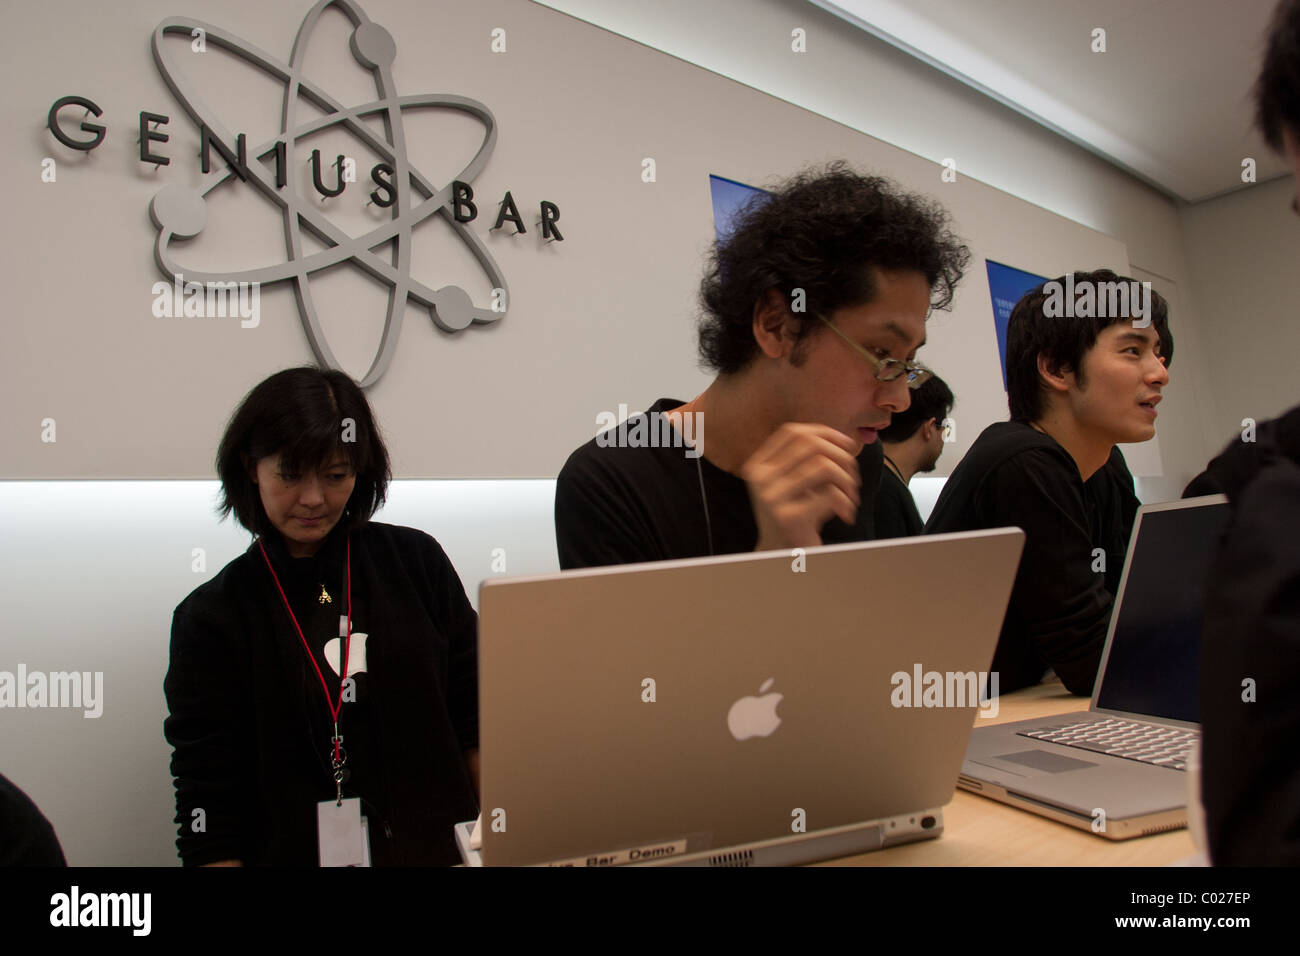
[164, 366, 479, 866]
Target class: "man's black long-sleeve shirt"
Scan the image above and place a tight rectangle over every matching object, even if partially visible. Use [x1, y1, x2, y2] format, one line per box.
[924, 421, 1138, 695]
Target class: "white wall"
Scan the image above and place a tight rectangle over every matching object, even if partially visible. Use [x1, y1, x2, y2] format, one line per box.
[5, 0, 1141, 483]
[1180, 175, 1300, 445]
[537, 0, 1243, 497]
[0, 480, 558, 865]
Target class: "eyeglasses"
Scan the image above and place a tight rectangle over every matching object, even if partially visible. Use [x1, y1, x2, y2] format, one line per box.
[815, 314, 933, 389]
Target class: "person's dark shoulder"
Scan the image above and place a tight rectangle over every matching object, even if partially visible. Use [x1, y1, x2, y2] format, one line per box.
[0, 773, 66, 866]
[172, 541, 262, 625]
[974, 420, 1070, 459]
[360, 521, 462, 584]
[945, 422, 1084, 529]
[558, 398, 690, 482]
[1184, 403, 1300, 500]
[557, 431, 646, 487]
[556, 399, 698, 518]
[167, 543, 273, 706]
[359, 520, 439, 556]
[951, 421, 1077, 488]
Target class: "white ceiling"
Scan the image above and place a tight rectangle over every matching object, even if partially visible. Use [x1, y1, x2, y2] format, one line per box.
[811, 0, 1289, 203]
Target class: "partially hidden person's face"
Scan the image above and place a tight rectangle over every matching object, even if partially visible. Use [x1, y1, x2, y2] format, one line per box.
[782, 267, 930, 453]
[919, 418, 947, 473]
[1065, 323, 1169, 445]
[253, 451, 356, 557]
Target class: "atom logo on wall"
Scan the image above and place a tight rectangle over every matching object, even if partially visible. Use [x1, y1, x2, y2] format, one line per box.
[147, 0, 508, 387]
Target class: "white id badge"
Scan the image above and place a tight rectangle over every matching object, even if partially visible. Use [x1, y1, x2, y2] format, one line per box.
[318, 798, 370, 867]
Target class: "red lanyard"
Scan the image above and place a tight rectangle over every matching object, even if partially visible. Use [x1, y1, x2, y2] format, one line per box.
[258, 535, 352, 767]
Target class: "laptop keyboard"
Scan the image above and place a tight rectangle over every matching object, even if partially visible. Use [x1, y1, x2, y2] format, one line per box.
[1017, 717, 1196, 771]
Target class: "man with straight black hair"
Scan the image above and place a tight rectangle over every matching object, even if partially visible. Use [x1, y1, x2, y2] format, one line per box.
[874, 374, 954, 539]
[926, 269, 1171, 695]
[555, 164, 970, 569]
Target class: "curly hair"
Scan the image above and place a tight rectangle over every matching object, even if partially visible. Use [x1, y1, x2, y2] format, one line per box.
[697, 162, 970, 374]
[1256, 0, 1300, 151]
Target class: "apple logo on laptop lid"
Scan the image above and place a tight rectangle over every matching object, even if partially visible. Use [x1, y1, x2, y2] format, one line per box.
[728, 678, 783, 740]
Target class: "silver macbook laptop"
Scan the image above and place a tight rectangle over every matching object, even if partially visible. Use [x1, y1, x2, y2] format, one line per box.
[464, 528, 1024, 866]
[957, 495, 1229, 840]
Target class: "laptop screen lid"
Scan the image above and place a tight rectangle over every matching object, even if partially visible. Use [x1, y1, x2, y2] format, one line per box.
[1089, 495, 1229, 726]
[477, 528, 1024, 866]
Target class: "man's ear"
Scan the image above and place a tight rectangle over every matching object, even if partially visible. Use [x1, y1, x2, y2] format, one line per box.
[1037, 352, 1075, 395]
[751, 288, 798, 361]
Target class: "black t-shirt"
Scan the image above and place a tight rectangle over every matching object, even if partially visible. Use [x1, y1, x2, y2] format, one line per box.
[874, 465, 924, 539]
[279, 546, 382, 846]
[924, 421, 1138, 696]
[555, 398, 884, 569]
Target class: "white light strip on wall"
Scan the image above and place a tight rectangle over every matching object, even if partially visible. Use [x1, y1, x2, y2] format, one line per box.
[0, 480, 561, 610]
[1, 474, 1156, 554]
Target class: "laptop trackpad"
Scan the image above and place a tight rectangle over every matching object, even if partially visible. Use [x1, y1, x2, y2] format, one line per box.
[994, 750, 1098, 774]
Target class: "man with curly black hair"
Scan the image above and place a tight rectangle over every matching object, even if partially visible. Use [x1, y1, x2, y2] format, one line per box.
[554, 163, 970, 569]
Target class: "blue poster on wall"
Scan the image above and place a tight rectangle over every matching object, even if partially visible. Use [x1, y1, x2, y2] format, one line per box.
[709, 174, 769, 240]
[985, 259, 1049, 390]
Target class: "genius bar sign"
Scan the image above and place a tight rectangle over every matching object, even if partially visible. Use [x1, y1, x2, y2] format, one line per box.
[44, 0, 564, 387]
